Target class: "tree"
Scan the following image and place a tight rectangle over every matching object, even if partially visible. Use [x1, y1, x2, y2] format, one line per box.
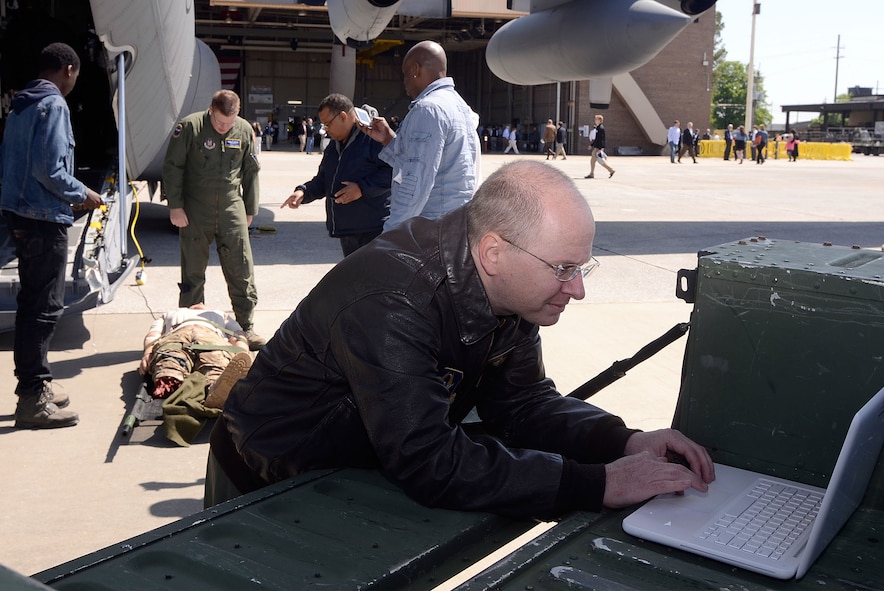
[713, 11, 727, 64]
[711, 12, 772, 129]
[711, 60, 746, 128]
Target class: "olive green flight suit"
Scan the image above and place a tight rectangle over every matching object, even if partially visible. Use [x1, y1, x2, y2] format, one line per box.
[162, 111, 260, 330]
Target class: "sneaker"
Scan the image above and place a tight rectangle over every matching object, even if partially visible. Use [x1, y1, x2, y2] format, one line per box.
[205, 352, 252, 409]
[243, 329, 266, 351]
[15, 389, 79, 429]
[584, 174, 594, 179]
[609, 170, 616, 178]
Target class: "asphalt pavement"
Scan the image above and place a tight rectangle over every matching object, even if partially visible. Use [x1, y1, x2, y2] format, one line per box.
[1, 145, 882, 577]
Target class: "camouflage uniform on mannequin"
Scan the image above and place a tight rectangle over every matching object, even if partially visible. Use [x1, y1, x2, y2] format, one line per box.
[140, 306, 252, 409]
[162, 90, 265, 350]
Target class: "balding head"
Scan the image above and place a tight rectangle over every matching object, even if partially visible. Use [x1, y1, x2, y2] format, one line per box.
[467, 160, 593, 249]
[402, 40, 447, 98]
[405, 40, 446, 75]
[467, 160, 596, 326]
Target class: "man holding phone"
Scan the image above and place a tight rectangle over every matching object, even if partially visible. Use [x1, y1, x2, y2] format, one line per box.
[354, 106, 373, 128]
[281, 94, 391, 257]
[358, 40, 479, 231]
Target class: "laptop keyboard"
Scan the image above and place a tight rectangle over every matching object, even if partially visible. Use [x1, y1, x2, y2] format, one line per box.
[697, 479, 823, 560]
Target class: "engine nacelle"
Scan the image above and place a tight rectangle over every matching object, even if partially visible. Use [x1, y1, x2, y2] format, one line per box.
[655, 0, 716, 16]
[327, 0, 402, 47]
[486, 0, 690, 85]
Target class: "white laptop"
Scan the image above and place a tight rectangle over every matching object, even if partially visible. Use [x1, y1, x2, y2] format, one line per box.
[622, 385, 884, 579]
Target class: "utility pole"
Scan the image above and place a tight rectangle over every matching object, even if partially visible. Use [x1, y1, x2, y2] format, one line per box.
[833, 34, 842, 102]
[744, 1, 759, 130]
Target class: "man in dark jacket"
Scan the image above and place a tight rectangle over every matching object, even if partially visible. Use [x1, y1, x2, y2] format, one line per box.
[723, 124, 733, 161]
[554, 120, 567, 160]
[206, 160, 715, 517]
[677, 121, 698, 163]
[281, 94, 391, 256]
[586, 114, 615, 179]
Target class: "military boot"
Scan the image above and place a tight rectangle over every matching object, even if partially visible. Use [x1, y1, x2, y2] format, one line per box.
[242, 328, 267, 351]
[44, 381, 69, 408]
[15, 386, 79, 429]
[205, 351, 252, 409]
[16, 381, 69, 408]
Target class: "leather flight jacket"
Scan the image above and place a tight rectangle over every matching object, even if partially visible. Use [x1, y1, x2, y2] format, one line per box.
[216, 207, 636, 519]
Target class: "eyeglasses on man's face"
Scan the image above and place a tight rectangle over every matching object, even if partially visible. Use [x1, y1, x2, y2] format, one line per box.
[210, 110, 237, 132]
[318, 110, 341, 129]
[501, 237, 599, 282]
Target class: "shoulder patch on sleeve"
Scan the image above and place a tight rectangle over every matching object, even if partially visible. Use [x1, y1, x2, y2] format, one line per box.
[172, 123, 184, 139]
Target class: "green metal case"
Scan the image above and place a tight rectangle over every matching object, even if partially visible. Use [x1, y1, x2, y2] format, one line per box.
[672, 237, 884, 501]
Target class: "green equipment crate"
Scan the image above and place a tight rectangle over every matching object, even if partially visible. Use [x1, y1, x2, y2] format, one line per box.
[672, 237, 884, 495]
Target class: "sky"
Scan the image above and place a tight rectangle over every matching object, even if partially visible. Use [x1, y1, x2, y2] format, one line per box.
[714, 0, 883, 124]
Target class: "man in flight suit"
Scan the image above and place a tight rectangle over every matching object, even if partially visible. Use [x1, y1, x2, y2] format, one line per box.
[162, 90, 265, 351]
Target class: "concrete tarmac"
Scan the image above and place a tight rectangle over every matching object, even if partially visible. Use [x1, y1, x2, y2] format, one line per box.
[2, 145, 882, 577]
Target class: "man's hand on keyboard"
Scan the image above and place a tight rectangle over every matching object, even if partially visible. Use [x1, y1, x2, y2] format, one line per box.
[602, 429, 716, 509]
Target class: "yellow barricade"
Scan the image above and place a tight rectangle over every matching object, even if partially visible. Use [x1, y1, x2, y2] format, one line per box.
[697, 139, 725, 159]
[698, 140, 852, 161]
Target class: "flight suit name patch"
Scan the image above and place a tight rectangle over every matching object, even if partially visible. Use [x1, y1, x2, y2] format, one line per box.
[225, 139, 242, 149]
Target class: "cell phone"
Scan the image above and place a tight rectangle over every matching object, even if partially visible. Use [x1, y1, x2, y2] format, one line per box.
[354, 106, 372, 128]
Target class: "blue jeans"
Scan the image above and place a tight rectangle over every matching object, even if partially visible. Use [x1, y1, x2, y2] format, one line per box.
[305, 136, 314, 154]
[3, 212, 69, 395]
[669, 141, 679, 163]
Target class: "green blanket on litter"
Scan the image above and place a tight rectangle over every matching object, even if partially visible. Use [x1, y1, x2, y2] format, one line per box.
[161, 373, 221, 447]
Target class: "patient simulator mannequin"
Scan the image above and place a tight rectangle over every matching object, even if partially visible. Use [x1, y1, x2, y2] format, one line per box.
[139, 304, 251, 409]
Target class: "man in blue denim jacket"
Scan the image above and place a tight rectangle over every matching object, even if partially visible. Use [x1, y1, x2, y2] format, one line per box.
[362, 41, 480, 231]
[0, 42, 104, 428]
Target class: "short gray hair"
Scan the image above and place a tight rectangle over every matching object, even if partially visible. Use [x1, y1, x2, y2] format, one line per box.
[466, 161, 583, 247]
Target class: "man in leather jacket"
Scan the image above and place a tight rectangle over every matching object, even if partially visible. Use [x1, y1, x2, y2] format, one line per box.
[206, 160, 715, 518]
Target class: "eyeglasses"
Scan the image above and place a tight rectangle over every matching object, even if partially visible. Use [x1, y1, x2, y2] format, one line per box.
[318, 111, 340, 128]
[210, 110, 236, 130]
[501, 238, 599, 282]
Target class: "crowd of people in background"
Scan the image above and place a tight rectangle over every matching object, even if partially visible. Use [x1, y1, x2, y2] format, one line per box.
[668, 119, 801, 165]
[253, 115, 602, 163]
